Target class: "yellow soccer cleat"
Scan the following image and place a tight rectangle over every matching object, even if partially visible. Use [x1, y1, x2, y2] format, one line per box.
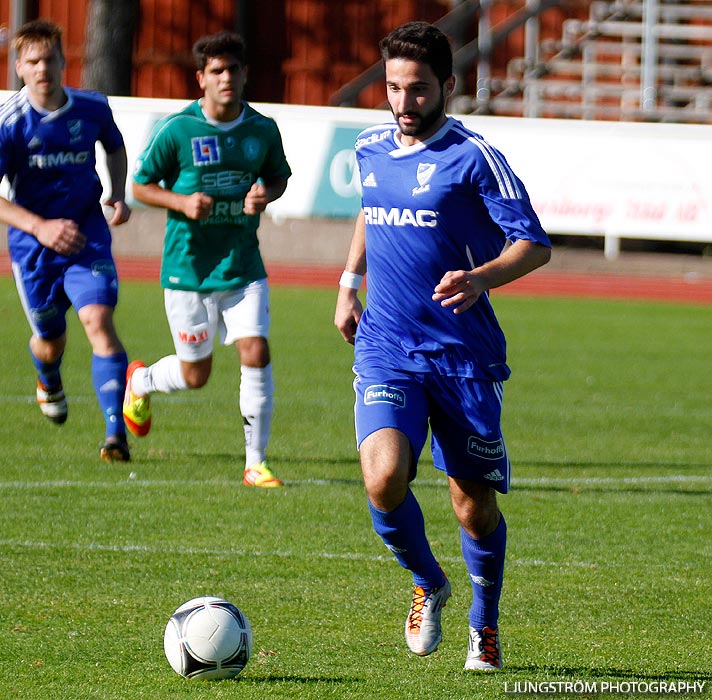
[123, 360, 151, 437]
[243, 461, 284, 488]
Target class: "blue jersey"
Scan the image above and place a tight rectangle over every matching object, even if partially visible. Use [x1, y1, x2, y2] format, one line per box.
[354, 117, 550, 381]
[0, 86, 125, 263]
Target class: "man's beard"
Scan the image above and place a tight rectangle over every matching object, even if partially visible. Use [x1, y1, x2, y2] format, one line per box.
[393, 89, 446, 138]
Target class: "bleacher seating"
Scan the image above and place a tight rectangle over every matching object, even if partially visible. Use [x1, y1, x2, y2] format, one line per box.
[458, 0, 712, 123]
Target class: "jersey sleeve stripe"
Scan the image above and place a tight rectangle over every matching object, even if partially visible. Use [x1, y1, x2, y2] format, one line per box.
[451, 120, 523, 200]
[0, 91, 29, 129]
[468, 135, 522, 200]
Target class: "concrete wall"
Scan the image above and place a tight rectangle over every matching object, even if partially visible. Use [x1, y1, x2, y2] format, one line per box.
[0, 210, 354, 266]
[110, 209, 355, 266]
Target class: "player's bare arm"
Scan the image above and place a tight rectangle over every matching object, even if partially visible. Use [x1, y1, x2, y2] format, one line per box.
[242, 176, 288, 216]
[132, 181, 214, 220]
[334, 209, 367, 344]
[104, 147, 131, 226]
[433, 239, 551, 314]
[0, 197, 85, 256]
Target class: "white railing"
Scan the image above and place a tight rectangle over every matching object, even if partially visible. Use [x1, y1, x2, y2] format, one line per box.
[483, 0, 712, 124]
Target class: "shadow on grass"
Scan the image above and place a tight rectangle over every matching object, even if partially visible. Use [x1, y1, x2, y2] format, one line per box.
[140, 449, 360, 469]
[520, 460, 709, 471]
[237, 674, 362, 686]
[513, 484, 712, 496]
[131, 450, 711, 496]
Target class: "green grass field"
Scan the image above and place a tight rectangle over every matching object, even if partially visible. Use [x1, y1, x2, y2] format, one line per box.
[0, 276, 710, 700]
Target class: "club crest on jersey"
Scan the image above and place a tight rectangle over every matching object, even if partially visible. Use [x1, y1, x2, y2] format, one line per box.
[241, 136, 262, 161]
[192, 136, 221, 166]
[412, 163, 436, 195]
[68, 120, 83, 143]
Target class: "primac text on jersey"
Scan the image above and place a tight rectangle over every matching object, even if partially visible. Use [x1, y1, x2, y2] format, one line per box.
[29, 150, 91, 169]
[363, 206, 438, 228]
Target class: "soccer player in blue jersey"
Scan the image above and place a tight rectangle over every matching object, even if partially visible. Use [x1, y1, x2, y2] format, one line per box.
[0, 20, 132, 461]
[334, 22, 551, 670]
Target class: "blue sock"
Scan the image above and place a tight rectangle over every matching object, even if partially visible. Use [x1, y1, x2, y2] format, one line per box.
[368, 490, 446, 589]
[461, 514, 507, 630]
[30, 345, 63, 388]
[92, 352, 128, 438]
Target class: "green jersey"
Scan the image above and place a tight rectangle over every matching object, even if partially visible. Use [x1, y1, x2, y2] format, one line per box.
[133, 101, 291, 292]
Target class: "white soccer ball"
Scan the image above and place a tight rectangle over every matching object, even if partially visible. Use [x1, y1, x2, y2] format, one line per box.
[163, 596, 253, 680]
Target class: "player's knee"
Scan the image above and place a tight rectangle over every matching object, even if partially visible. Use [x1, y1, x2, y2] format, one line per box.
[181, 360, 212, 389]
[458, 500, 500, 539]
[237, 336, 270, 367]
[364, 479, 408, 512]
[31, 334, 66, 363]
[450, 477, 500, 537]
[184, 371, 210, 389]
[360, 435, 413, 511]
[79, 305, 122, 353]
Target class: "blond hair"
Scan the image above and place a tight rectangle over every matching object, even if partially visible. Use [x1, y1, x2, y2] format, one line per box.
[12, 19, 64, 59]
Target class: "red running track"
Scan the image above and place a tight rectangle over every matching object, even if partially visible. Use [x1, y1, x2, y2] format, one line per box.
[2, 254, 712, 305]
[124, 257, 712, 305]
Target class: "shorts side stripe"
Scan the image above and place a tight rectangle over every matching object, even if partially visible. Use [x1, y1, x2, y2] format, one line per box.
[11, 261, 40, 336]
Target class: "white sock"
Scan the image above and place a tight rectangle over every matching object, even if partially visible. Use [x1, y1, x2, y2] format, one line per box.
[141, 355, 189, 394]
[240, 364, 274, 468]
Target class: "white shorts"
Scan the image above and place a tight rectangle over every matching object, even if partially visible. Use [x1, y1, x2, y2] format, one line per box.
[164, 279, 270, 362]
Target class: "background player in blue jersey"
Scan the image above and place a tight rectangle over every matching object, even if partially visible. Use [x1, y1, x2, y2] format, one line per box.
[334, 22, 551, 670]
[0, 20, 132, 461]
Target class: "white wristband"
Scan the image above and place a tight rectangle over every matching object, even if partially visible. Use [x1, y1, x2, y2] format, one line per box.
[339, 271, 363, 290]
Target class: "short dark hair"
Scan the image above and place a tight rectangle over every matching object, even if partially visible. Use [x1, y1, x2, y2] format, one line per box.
[12, 19, 64, 60]
[192, 31, 247, 71]
[379, 22, 453, 86]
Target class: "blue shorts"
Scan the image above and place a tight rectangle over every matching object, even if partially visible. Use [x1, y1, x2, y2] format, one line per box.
[353, 366, 510, 493]
[12, 242, 119, 340]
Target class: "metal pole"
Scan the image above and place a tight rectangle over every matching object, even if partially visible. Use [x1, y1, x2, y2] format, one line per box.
[524, 0, 540, 70]
[476, 0, 492, 110]
[640, 0, 659, 111]
[523, 0, 542, 118]
[7, 0, 28, 90]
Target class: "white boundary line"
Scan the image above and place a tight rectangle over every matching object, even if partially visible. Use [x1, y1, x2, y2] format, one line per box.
[0, 538, 594, 569]
[0, 474, 709, 490]
[2, 475, 705, 570]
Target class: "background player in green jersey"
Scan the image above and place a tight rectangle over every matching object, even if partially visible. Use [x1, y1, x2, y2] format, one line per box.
[124, 31, 291, 487]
